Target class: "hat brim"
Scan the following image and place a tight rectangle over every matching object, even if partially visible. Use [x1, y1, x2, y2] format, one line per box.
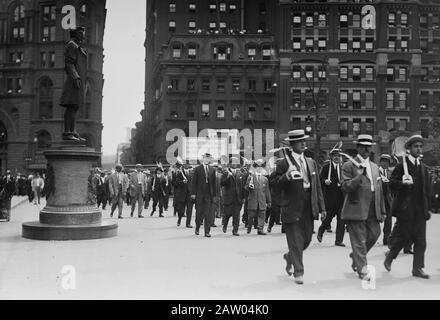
[353, 141, 376, 146]
[405, 138, 424, 149]
[285, 135, 309, 141]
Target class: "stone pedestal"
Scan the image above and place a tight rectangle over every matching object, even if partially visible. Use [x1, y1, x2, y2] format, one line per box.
[22, 141, 118, 240]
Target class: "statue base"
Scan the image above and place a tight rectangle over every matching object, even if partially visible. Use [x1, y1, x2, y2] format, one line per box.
[22, 141, 118, 241]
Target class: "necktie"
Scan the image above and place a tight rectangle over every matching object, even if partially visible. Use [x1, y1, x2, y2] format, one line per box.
[152, 177, 156, 191]
[205, 165, 208, 183]
[300, 157, 310, 188]
[337, 164, 340, 182]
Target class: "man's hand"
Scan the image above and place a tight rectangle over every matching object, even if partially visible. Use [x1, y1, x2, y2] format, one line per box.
[402, 174, 413, 185]
[428, 211, 433, 221]
[267, 202, 272, 209]
[324, 179, 331, 186]
[356, 167, 365, 176]
[379, 214, 386, 223]
[320, 211, 327, 221]
[191, 194, 196, 200]
[73, 78, 82, 89]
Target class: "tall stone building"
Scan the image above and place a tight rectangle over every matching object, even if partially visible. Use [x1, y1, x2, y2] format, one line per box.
[138, 0, 440, 163]
[0, 0, 106, 174]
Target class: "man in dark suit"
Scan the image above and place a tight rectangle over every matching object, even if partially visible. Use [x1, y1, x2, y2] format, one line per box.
[341, 134, 386, 281]
[268, 159, 283, 233]
[149, 167, 167, 217]
[384, 135, 432, 279]
[191, 153, 217, 237]
[221, 157, 245, 236]
[276, 130, 326, 285]
[172, 158, 189, 227]
[379, 154, 394, 245]
[185, 166, 195, 228]
[317, 148, 345, 246]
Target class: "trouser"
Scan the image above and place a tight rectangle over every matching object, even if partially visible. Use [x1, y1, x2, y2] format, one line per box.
[186, 198, 194, 226]
[125, 191, 131, 206]
[164, 194, 169, 210]
[346, 197, 381, 275]
[175, 201, 186, 223]
[63, 104, 79, 133]
[247, 206, 266, 232]
[110, 186, 124, 217]
[131, 192, 144, 216]
[195, 199, 213, 234]
[97, 191, 107, 209]
[152, 193, 164, 214]
[284, 191, 313, 277]
[383, 212, 392, 244]
[144, 194, 150, 209]
[222, 202, 242, 233]
[387, 209, 426, 271]
[268, 204, 281, 229]
[33, 187, 41, 204]
[318, 208, 345, 244]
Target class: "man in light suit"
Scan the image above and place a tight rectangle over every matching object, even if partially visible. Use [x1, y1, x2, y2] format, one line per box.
[276, 130, 326, 285]
[191, 153, 217, 237]
[109, 164, 129, 219]
[245, 159, 271, 235]
[341, 134, 386, 281]
[129, 164, 148, 218]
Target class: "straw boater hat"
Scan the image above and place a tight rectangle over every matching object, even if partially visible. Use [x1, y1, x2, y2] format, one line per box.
[285, 129, 309, 142]
[380, 154, 392, 161]
[353, 134, 376, 146]
[155, 167, 163, 173]
[253, 159, 266, 168]
[404, 135, 424, 149]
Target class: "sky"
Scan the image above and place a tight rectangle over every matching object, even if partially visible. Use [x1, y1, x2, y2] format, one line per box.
[101, 0, 146, 156]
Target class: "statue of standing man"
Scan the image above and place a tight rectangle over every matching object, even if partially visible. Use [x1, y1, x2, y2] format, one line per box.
[60, 27, 87, 142]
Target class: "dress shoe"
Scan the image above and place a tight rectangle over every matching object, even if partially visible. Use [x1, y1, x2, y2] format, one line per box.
[294, 276, 304, 285]
[130, 212, 134, 217]
[412, 269, 430, 279]
[404, 248, 414, 254]
[177, 221, 181, 227]
[384, 257, 392, 272]
[159, 214, 164, 217]
[267, 227, 272, 233]
[349, 253, 357, 272]
[211, 224, 217, 228]
[195, 230, 200, 235]
[110, 213, 113, 218]
[317, 230, 324, 243]
[186, 225, 193, 228]
[275, 222, 282, 225]
[258, 231, 267, 235]
[335, 242, 346, 247]
[283, 253, 293, 276]
[326, 228, 332, 233]
[150, 211, 155, 217]
[247, 228, 251, 234]
[72, 132, 86, 142]
[222, 225, 227, 233]
[358, 272, 371, 281]
[118, 216, 123, 219]
[205, 233, 211, 238]
[232, 232, 240, 236]
[138, 215, 144, 218]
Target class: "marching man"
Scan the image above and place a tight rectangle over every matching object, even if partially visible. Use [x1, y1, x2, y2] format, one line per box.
[341, 134, 386, 281]
[384, 135, 432, 279]
[276, 129, 326, 285]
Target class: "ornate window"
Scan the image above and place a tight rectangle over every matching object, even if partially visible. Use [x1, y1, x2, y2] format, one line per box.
[38, 78, 53, 119]
[11, 4, 25, 42]
[41, 4, 56, 42]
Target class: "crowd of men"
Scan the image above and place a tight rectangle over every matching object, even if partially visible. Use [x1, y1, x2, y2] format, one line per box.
[0, 130, 438, 286]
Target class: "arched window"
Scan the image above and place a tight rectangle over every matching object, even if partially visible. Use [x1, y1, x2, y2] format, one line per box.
[10, 4, 25, 42]
[38, 78, 53, 119]
[36, 130, 51, 149]
[79, 3, 87, 17]
[84, 82, 92, 119]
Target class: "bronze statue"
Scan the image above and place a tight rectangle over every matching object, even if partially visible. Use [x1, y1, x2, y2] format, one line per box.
[60, 27, 87, 142]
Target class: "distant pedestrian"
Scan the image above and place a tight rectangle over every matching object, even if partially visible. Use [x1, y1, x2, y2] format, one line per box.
[31, 173, 44, 205]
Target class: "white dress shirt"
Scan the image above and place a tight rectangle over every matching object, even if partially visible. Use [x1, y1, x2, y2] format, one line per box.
[292, 151, 310, 189]
[408, 154, 420, 167]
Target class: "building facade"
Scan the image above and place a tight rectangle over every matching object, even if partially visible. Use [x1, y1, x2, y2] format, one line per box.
[139, 0, 440, 163]
[0, 0, 106, 174]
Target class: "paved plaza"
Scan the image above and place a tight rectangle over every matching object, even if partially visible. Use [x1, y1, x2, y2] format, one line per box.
[0, 198, 439, 300]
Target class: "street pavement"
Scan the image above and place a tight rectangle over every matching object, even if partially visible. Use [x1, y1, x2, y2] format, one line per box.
[0, 198, 439, 300]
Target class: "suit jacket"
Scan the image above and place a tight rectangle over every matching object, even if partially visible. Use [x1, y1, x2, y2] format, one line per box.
[172, 169, 189, 203]
[149, 176, 167, 197]
[340, 159, 385, 221]
[129, 171, 148, 197]
[60, 40, 87, 106]
[268, 170, 282, 206]
[221, 168, 245, 205]
[191, 164, 217, 204]
[108, 172, 129, 198]
[320, 161, 344, 212]
[276, 150, 325, 223]
[245, 173, 271, 210]
[379, 166, 393, 212]
[389, 158, 431, 221]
